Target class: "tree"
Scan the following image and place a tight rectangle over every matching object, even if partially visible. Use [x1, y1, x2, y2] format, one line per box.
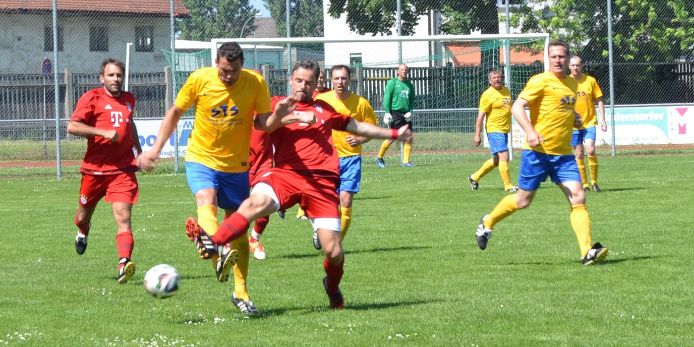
[263, 0, 324, 37]
[178, 0, 259, 41]
[513, 0, 694, 103]
[326, 0, 500, 36]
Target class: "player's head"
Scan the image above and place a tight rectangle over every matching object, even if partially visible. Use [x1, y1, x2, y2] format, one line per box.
[569, 55, 583, 77]
[216, 42, 245, 86]
[316, 69, 328, 91]
[488, 70, 503, 89]
[397, 64, 409, 80]
[290, 60, 320, 101]
[331, 65, 351, 96]
[547, 40, 570, 77]
[99, 58, 125, 97]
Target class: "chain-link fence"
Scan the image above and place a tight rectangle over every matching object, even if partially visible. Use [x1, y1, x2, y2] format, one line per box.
[0, 0, 692, 177]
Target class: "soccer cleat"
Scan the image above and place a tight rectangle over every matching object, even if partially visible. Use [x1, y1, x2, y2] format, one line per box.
[401, 162, 415, 168]
[276, 210, 286, 219]
[75, 233, 88, 255]
[505, 186, 519, 193]
[583, 184, 590, 192]
[468, 176, 479, 191]
[581, 242, 609, 266]
[592, 183, 601, 193]
[475, 215, 492, 250]
[117, 258, 136, 284]
[312, 230, 322, 250]
[249, 238, 266, 260]
[375, 157, 386, 168]
[215, 247, 238, 282]
[231, 293, 259, 316]
[323, 277, 344, 309]
[185, 217, 216, 259]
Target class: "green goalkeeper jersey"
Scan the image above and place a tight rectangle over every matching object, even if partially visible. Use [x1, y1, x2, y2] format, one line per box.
[383, 77, 415, 113]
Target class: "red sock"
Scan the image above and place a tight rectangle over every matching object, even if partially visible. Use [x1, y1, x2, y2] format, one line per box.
[323, 257, 344, 293]
[253, 216, 269, 235]
[74, 217, 90, 236]
[115, 231, 134, 260]
[213, 213, 250, 244]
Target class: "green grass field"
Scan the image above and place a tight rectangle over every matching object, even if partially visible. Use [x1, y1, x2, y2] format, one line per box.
[1, 153, 693, 346]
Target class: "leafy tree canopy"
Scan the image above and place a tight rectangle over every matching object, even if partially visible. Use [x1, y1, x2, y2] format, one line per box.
[179, 0, 259, 41]
[264, 0, 324, 37]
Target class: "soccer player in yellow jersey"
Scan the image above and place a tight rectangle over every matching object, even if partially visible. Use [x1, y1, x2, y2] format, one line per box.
[313, 64, 378, 249]
[469, 70, 518, 193]
[139, 42, 305, 315]
[570, 55, 606, 193]
[475, 40, 608, 266]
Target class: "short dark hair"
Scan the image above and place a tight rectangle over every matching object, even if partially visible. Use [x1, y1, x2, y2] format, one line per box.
[217, 42, 244, 64]
[100, 58, 124, 75]
[548, 40, 570, 56]
[331, 64, 351, 76]
[292, 60, 320, 79]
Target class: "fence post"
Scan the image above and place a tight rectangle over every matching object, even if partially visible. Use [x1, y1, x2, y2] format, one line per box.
[356, 65, 363, 96]
[165, 66, 172, 110]
[64, 69, 73, 140]
[261, 64, 270, 82]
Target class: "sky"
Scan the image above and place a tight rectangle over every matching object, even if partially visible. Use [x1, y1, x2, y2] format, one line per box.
[249, 0, 271, 17]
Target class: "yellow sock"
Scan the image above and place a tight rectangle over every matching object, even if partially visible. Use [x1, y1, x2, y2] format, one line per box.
[472, 159, 496, 182]
[499, 160, 513, 189]
[197, 204, 219, 235]
[588, 155, 599, 185]
[296, 206, 306, 218]
[231, 236, 251, 300]
[377, 140, 392, 158]
[569, 204, 592, 257]
[340, 206, 352, 241]
[576, 158, 588, 188]
[485, 194, 518, 229]
[403, 143, 412, 163]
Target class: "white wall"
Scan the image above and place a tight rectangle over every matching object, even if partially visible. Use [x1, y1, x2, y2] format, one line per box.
[0, 13, 171, 74]
[322, 3, 433, 68]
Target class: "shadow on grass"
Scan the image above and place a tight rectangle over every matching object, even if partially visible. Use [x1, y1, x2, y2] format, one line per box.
[253, 298, 439, 317]
[592, 187, 644, 193]
[278, 245, 431, 260]
[502, 255, 658, 266]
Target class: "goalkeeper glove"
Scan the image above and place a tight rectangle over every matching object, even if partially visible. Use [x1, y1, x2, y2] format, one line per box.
[404, 111, 412, 121]
[383, 112, 392, 125]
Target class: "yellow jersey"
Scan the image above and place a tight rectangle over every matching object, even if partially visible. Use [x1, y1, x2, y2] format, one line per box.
[479, 86, 512, 133]
[316, 91, 378, 158]
[518, 72, 578, 155]
[573, 74, 603, 129]
[175, 67, 271, 173]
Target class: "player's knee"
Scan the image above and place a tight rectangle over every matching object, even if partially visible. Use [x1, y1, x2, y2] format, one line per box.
[239, 194, 275, 219]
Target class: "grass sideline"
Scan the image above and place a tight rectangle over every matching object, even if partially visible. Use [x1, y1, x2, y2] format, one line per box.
[1, 154, 693, 346]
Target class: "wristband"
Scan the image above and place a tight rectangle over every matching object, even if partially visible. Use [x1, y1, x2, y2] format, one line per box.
[390, 129, 399, 139]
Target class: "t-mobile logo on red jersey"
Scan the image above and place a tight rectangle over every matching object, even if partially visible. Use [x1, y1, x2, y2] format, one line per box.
[111, 111, 124, 127]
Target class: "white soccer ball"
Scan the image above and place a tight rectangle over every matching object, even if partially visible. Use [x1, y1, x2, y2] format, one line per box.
[143, 264, 180, 298]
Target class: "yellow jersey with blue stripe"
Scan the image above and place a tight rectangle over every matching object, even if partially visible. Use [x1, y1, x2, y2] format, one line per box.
[175, 67, 271, 173]
[479, 86, 512, 133]
[316, 91, 378, 158]
[573, 74, 603, 129]
[518, 72, 578, 155]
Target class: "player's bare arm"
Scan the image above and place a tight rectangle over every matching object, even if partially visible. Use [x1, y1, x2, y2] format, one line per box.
[255, 96, 302, 132]
[138, 105, 183, 172]
[597, 98, 607, 131]
[345, 119, 411, 142]
[345, 135, 369, 147]
[67, 121, 118, 142]
[131, 121, 142, 154]
[473, 110, 486, 147]
[511, 98, 543, 146]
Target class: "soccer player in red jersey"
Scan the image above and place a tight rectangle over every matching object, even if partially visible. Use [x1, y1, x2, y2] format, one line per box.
[188, 60, 411, 310]
[247, 127, 273, 260]
[67, 58, 142, 284]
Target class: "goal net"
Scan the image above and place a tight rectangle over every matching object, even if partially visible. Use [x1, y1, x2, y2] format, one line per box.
[201, 34, 549, 166]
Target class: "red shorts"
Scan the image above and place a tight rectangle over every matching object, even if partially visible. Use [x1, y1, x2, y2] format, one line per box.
[79, 172, 139, 208]
[257, 168, 339, 218]
[249, 168, 270, 187]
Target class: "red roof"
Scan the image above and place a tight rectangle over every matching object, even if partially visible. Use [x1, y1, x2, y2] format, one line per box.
[446, 42, 545, 66]
[0, 0, 189, 16]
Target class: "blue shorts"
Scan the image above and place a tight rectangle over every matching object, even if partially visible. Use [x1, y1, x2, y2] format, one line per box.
[487, 132, 509, 155]
[339, 156, 362, 193]
[571, 126, 597, 146]
[185, 162, 250, 210]
[517, 150, 581, 191]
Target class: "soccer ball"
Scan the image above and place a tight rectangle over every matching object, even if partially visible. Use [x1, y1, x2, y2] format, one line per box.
[143, 264, 180, 298]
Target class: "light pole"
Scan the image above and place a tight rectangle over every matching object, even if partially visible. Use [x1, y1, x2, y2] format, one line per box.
[240, 15, 257, 38]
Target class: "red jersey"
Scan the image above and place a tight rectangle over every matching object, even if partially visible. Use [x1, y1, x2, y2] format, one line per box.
[269, 96, 351, 177]
[71, 88, 138, 175]
[248, 126, 273, 176]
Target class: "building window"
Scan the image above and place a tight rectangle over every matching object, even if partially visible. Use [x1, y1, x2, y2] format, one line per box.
[89, 26, 109, 52]
[350, 53, 363, 68]
[135, 26, 154, 52]
[44, 26, 63, 51]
